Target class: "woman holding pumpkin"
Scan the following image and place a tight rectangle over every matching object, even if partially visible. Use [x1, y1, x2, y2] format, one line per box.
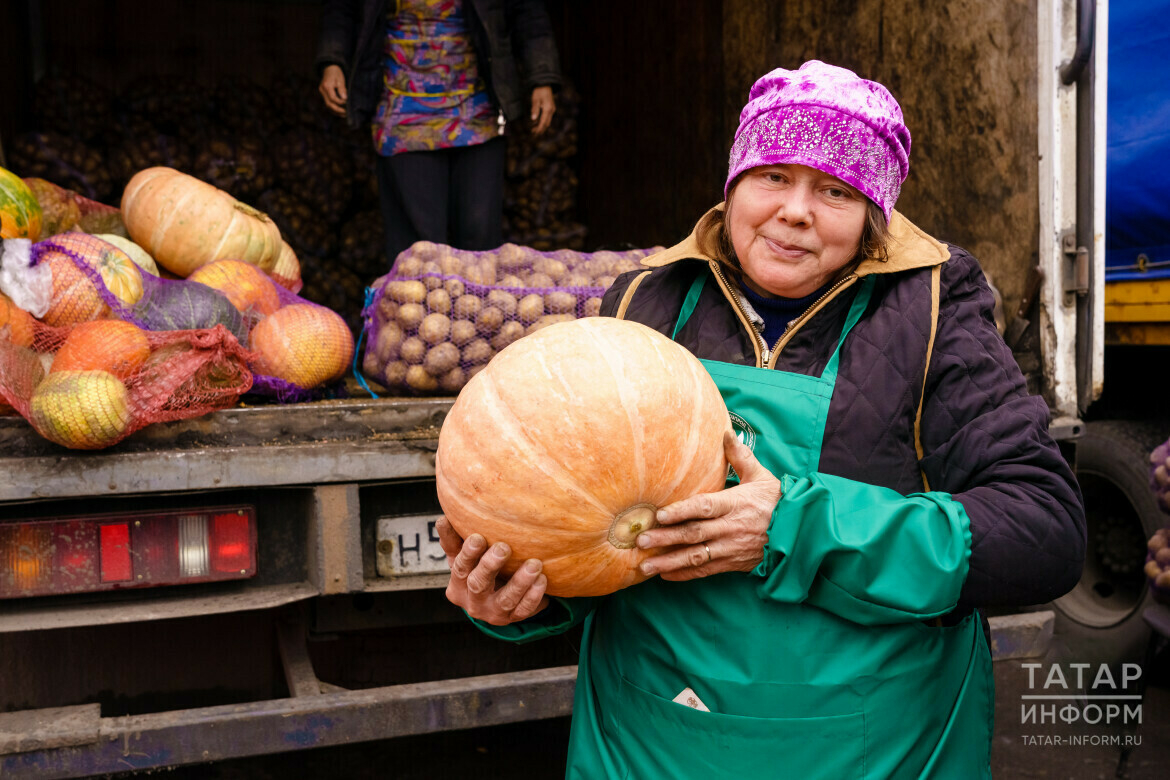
[437, 61, 1085, 777]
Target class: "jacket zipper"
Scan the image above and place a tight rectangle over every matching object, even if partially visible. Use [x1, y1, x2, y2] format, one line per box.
[768, 273, 859, 369]
[710, 262, 771, 365]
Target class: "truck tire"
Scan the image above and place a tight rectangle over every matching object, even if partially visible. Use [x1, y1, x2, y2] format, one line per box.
[1050, 420, 1167, 667]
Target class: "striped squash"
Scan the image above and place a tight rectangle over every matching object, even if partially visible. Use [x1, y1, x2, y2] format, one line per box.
[0, 166, 43, 240]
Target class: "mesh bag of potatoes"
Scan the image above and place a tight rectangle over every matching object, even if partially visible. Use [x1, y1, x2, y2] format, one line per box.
[361, 241, 664, 395]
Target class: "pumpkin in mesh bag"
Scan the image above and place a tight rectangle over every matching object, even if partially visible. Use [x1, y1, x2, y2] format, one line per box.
[1, 166, 43, 240]
[249, 303, 354, 389]
[51, 320, 151, 380]
[269, 240, 303, 293]
[188, 259, 282, 317]
[121, 167, 282, 277]
[1, 292, 36, 348]
[29, 370, 132, 449]
[435, 317, 731, 598]
[39, 233, 144, 326]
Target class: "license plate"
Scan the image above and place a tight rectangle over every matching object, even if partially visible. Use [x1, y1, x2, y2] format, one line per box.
[375, 514, 450, 577]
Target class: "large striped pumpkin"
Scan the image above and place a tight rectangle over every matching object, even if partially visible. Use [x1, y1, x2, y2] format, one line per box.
[435, 317, 731, 598]
[0, 165, 43, 240]
[121, 167, 282, 277]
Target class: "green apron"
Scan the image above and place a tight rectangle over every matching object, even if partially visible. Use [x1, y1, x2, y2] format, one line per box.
[563, 272, 994, 779]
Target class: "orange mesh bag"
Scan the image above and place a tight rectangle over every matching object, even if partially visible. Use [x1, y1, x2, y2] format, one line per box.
[360, 241, 663, 396]
[0, 236, 253, 449]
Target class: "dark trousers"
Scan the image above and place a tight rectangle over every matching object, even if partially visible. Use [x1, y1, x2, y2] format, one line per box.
[376, 136, 506, 267]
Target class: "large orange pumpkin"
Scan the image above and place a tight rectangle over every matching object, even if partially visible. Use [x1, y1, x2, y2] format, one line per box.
[121, 167, 282, 277]
[188, 259, 281, 317]
[38, 233, 144, 326]
[249, 303, 354, 388]
[52, 320, 151, 379]
[435, 317, 730, 597]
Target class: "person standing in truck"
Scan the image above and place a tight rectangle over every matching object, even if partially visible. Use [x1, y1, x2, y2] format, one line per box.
[316, 0, 562, 266]
[437, 60, 1086, 777]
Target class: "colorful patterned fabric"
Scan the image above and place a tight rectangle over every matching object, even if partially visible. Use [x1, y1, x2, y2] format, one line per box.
[373, 0, 500, 156]
[726, 60, 911, 222]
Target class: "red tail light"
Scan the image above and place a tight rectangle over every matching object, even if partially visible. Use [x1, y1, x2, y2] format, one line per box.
[0, 506, 257, 599]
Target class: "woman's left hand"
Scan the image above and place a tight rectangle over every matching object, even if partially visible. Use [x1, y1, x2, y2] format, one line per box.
[636, 430, 782, 580]
[530, 86, 556, 135]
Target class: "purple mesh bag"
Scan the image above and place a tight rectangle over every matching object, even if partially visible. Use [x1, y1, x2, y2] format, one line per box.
[360, 241, 663, 396]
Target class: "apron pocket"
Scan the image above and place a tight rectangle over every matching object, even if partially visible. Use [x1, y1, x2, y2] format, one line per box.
[602, 673, 868, 779]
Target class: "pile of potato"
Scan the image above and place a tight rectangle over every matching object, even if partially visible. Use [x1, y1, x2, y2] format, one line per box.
[362, 241, 662, 394]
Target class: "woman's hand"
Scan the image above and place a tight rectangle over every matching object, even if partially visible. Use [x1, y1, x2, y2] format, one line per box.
[636, 430, 782, 581]
[436, 516, 550, 625]
[319, 64, 348, 116]
[530, 86, 556, 135]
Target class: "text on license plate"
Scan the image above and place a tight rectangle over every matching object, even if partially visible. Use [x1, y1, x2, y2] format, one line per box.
[375, 514, 450, 577]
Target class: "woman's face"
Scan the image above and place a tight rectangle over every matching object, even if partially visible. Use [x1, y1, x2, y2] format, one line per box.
[728, 164, 868, 299]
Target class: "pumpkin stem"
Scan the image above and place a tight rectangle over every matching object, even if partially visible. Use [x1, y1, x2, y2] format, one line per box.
[608, 503, 658, 549]
[233, 201, 271, 224]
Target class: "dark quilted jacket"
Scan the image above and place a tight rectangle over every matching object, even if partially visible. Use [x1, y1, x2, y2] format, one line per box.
[316, 0, 562, 131]
[600, 210, 1086, 610]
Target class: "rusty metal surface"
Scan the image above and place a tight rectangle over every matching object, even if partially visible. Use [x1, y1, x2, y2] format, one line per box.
[0, 583, 318, 634]
[311, 485, 364, 596]
[0, 704, 100, 756]
[0, 666, 578, 778]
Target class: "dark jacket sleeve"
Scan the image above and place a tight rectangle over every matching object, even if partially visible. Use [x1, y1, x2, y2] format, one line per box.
[316, 0, 359, 76]
[918, 248, 1086, 608]
[505, 0, 563, 90]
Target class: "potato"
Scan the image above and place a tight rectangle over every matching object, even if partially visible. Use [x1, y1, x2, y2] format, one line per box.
[409, 241, 441, 262]
[462, 338, 494, 365]
[376, 295, 398, 324]
[583, 297, 603, 317]
[1147, 560, 1163, 580]
[486, 289, 519, 317]
[418, 313, 452, 345]
[1150, 532, 1168, 552]
[491, 321, 525, 351]
[450, 319, 477, 346]
[467, 364, 487, 382]
[420, 261, 443, 290]
[386, 280, 427, 304]
[533, 256, 567, 282]
[424, 342, 461, 376]
[453, 294, 482, 320]
[362, 348, 384, 379]
[394, 256, 424, 277]
[497, 242, 530, 270]
[444, 277, 466, 297]
[400, 336, 426, 365]
[596, 274, 617, 289]
[465, 257, 498, 286]
[375, 321, 405, 362]
[563, 273, 592, 288]
[1158, 547, 1170, 566]
[436, 251, 463, 276]
[1158, 570, 1170, 589]
[544, 291, 576, 314]
[499, 274, 525, 289]
[382, 360, 408, 387]
[476, 305, 504, 335]
[438, 366, 466, 393]
[396, 302, 426, 331]
[527, 313, 575, 335]
[525, 272, 554, 289]
[426, 288, 452, 315]
[517, 293, 545, 323]
[405, 365, 440, 393]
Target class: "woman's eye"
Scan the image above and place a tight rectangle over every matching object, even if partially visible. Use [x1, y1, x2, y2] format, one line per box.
[826, 187, 849, 199]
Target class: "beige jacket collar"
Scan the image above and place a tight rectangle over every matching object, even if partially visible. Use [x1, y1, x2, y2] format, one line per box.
[641, 203, 950, 276]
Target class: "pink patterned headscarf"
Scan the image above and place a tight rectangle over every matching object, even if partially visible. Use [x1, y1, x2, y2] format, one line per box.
[726, 61, 911, 222]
